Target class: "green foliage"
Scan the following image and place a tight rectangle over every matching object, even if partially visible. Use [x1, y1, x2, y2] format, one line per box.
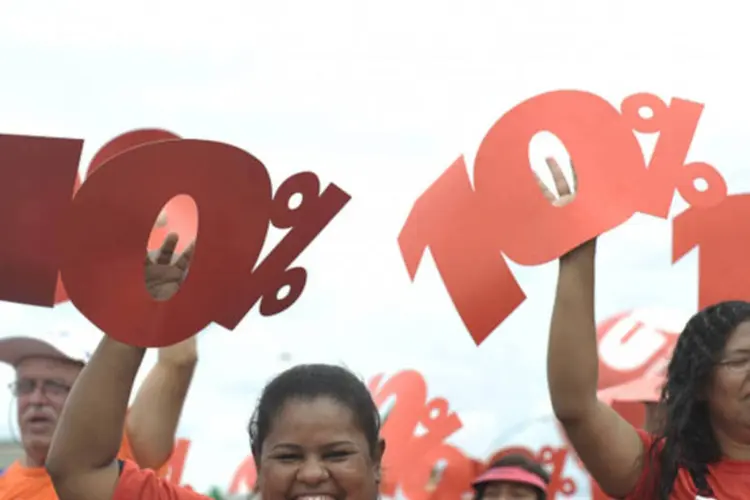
[206, 486, 224, 500]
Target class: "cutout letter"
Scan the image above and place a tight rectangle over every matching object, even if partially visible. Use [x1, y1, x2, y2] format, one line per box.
[673, 194, 750, 309]
[0, 134, 82, 306]
[473, 90, 644, 265]
[398, 156, 525, 345]
[60, 139, 274, 347]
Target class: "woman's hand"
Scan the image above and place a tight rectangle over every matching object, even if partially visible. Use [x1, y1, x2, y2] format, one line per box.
[537, 157, 596, 256]
[536, 157, 576, 207]
[144, 233, 194, 301]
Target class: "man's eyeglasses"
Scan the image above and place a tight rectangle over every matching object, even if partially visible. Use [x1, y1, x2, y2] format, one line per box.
[8, 379, 71, 398]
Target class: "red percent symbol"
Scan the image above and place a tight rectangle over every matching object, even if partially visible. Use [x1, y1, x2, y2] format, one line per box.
[0, 133, 350, 347]
[367, 370, 576, 499]
[398, 90, 728, 345]
[367, 370, 464, 500]
[620, 93, 726, 215]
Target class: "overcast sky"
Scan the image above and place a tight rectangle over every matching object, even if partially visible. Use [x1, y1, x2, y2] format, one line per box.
[0, 0, 749, 496]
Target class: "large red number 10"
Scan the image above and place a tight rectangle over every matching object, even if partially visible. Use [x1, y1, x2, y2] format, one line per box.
[0, 131, 350, 347]
[399, 90, 737, 344]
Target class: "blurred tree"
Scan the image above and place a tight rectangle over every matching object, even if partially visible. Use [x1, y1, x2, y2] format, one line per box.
[207, 486, 224, 500]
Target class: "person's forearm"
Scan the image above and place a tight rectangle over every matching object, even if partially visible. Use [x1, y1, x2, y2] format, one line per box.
[548, 240, 598, 421]
[47, 336, 146, 476]
[126, 351, 196, 469]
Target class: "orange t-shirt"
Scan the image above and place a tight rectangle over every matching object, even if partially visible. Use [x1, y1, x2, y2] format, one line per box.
[0, 431, 168, 500]
[624, 429, 750, 499]
[114, 460, 204, 500]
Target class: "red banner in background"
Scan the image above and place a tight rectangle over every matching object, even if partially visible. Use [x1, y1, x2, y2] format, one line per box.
[228, 455, 257, 495]
[165, 438, 191, 485]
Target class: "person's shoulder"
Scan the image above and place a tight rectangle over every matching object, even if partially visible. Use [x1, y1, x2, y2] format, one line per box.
[117, 425, 170, 478]
[633, 429, 667, 455]
[0, 461, 49, 482]
[0, 462, 55, 497]
[0, 462, 19, 477]
[665, 457, 750, 498]
[114, 460, 207, 500]
[618, 431, 665, 499]
[708, 458, 750, 485]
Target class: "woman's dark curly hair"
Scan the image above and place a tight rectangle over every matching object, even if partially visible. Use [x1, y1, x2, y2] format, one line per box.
[643, 300, 750, 499]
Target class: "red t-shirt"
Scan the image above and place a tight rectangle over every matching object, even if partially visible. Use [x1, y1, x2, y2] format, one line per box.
[114, 460, 206, 500]
[624, 429, 750, 499]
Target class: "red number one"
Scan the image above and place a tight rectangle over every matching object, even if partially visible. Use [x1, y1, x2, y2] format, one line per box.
[398, 156, 526, 345]
[673, 193, 750, 309]
[0, 134, 82, 306]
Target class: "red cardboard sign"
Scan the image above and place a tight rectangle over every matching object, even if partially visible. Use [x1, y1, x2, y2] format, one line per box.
[596, 308, 685, 396]
[673, 193, 750, 309]
[0, 131, 350, 347]
[0, 134, 83, 307]
[165, 438, 191, 485]
[54, 128, 186, 305]
[367, 370, 465, 499]
[229, 454, 258, 495]
[84, 129, 199, 254]
[399, 90, 731, 345]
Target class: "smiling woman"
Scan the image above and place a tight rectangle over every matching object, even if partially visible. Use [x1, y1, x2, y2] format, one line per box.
[249, 364, 383, 500]
[47, 339, 385, 500]
[43, 236, 386, 500]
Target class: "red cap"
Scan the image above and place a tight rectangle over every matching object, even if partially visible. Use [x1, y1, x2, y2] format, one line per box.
[472, 466, 548, 492]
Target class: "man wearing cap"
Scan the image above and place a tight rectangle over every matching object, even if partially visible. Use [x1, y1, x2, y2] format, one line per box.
[0, 237, 199, 500]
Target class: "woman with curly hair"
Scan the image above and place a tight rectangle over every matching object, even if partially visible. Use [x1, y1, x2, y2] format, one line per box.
[542, 158, 750, 499]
